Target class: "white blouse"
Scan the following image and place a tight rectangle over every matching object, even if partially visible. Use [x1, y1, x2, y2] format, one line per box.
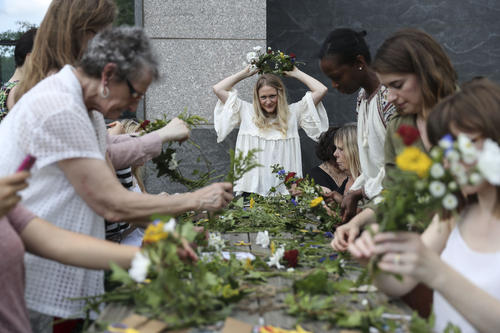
[350, 86, 395, 199]
[434, 225, 500, 332]
[0, 65, 107, 318]
[214, 90, 328, 196]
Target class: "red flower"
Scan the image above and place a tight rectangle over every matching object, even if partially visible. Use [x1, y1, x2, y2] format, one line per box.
[295, 178, 304, 186]
[396, 124, 420, 146]
[284, 172, 296, 183]
[283, 249, 299, 268]
[289, 52, 296, 59]
[139, 119, 151, 130]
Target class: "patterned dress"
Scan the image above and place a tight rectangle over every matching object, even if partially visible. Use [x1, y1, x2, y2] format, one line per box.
[0, 81, 18, 122]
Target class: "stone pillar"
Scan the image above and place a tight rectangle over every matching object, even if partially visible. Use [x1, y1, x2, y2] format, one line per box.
[139, 0, 266, 193]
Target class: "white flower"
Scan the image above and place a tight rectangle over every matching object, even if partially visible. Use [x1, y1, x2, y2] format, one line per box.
[448, 181, 458, 191]
[249, 64, 258, 71]
[450, 162, 468, 185]
[445, 149, 460, 163]
[457, 134, 478, 165]
[469, 172, 483, 186]
[163, 218, 176, 233]
[253, 46, 263, 52]
[429, 181, 446, 198]
[361, 298, 369, 307]
[442, 193, 458, 210]
[129, 251, 150, 283]
[287, 267, 295, 272]
[339, 258, 346, 268]
[430, 147, 441, 160]
[477, 138, 500, 185]
[168, 153, 178, 170]
[246, 51, 258, 63]
[430, 163, 445, 179]
[373, 196, 384, 205]
[267, 245, 285, 269]
[208, 232, 225, 252]
[255, 230, 270, 248]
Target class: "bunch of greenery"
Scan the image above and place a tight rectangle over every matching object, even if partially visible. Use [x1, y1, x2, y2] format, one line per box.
[84, 217, 264, 330]
[140, 112, 217, 190]
[245, 46, 305, 75]
[270, 164, 342, 229]
[225, 148, 262, 185]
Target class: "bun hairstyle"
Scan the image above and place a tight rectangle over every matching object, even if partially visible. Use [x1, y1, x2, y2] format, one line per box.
[319, 28, 371, 65]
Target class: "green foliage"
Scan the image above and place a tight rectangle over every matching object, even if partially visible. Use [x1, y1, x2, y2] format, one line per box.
[114, 0, 135, 26]
[141, 113, 217, 190]
[224, 148, 262, 186]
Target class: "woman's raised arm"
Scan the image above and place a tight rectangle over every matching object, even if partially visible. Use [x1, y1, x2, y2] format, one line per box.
[212, 65, 257, 103]
[284, 67, 328, 106]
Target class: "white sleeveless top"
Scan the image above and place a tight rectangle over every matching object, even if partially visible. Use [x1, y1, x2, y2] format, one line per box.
[434, 226, 500, 332]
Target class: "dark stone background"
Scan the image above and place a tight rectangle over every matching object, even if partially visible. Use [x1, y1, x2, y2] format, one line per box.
[145, 0, 500, 194]
[268, 0, 500, 173]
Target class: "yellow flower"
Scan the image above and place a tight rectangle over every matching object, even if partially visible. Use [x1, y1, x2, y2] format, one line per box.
[234, 241, 251, 246]
[309, 196, 324, 208]
[280, 52, 284, 58]
[244, 258, 254, 270]
[396, 146, 432, 178]
[221, 284, 240, 298]
[249, 197, 255, 208]
[143, 223, 168, 243]
[270, 241, 276, 254]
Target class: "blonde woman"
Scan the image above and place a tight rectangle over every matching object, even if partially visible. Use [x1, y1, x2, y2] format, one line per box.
[331, 123, 361, 202]
[213, 65, 328, 196]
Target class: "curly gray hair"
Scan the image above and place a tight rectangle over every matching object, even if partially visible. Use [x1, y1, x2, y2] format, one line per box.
[80, 26, 159, 82]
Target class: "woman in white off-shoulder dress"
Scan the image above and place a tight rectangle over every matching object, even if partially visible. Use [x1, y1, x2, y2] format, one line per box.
[213, 65, 329, 196]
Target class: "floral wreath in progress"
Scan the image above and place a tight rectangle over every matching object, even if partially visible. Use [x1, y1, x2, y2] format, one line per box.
[245, 46, 304, 75]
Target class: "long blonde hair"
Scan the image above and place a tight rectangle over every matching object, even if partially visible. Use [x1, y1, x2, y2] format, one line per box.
[252, 74, 289, 136]
[14, 0, 117, 102]
[334, 123, 360, 179]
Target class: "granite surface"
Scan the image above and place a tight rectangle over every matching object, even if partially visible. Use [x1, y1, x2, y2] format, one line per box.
[144, 0, 265, 39]
[144, 38, 265, 122]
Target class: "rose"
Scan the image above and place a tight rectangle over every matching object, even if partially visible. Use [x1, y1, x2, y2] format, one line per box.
[139, 119, 150, 130]
[283, 249, 299, 268]
[396, 124, 420, 146]
[285, 172, 297, 183]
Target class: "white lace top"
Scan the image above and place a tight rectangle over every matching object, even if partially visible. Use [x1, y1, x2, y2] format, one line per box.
[0, 65, 107, 318]
[434, 225, 500, 332]
[214, 90, 328, 196]
[350, 86, 395, 199]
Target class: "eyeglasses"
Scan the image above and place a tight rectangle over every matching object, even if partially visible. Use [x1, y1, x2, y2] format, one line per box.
[126, 78, 144, 100]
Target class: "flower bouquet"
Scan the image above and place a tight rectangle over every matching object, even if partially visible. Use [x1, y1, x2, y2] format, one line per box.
[374, 125, 500, 233]
[245, 46, 305, 75]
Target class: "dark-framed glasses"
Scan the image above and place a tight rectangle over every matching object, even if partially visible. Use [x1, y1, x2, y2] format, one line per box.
[126, 78, 145, 100]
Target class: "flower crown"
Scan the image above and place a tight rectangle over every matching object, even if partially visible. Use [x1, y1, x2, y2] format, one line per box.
[245, 46, 304, 75]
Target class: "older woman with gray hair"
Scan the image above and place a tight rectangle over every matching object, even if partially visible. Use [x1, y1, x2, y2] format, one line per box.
[0, 26, 233, 325]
